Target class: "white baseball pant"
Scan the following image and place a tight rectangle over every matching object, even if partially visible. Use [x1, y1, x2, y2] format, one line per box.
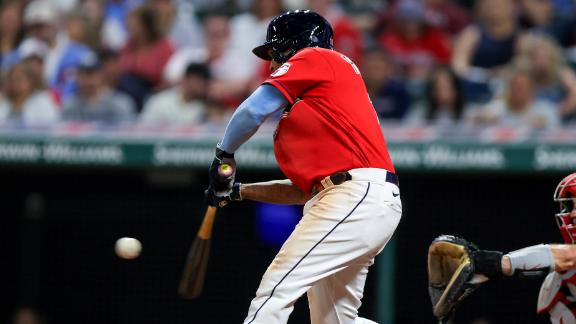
[243, 168, 402, 324]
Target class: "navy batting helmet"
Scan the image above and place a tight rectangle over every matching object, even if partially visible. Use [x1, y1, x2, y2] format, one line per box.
[252, 10, 334, 64]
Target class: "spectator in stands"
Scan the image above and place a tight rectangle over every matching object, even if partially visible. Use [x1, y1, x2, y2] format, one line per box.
[362, 48, 411, 120]
[78, 0, 105, 50]
[405, 66, 466, 126]
[452, 0, 524, 103]
[21, 0, 93, 100]
[141, 63, 224, 125]
[118, 5, 174, 110]
[513, 34, 576, 121]
[378, 0, 452, 87]
[467, 68, 560, 129]
[378, 0, 469, 37]
[100, 0, 144, 51]
[196, 0, 235, 12]
[99, 49, 123, 92]
[208, 0, 283, 105]
[0, 61, 59, 126]
[150, 0, 203, 49]
[17, 38, 49, 82]
[63, 55, 136, 124]
[47, 0, 78, 14]
[519, 0, 575, 48]
[15, 38, 63, 104]
[163, 11, 231, 86]
[421, 0, 470, 36]
[65, 12, 92, 48]
[0, 1, 24, 67]
[308, 0, 364, 65]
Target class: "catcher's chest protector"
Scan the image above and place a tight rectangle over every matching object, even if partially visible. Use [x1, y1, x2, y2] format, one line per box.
[538, 270, 576, 323]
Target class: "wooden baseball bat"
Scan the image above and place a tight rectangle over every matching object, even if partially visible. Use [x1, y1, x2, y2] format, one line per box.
[178, 205, 217, 299]
[178, 163, 234, 299]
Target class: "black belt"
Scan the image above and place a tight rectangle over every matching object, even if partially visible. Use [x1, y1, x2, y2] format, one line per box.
[311, 171, 399, 195]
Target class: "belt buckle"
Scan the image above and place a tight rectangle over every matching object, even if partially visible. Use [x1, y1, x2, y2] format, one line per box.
[312, 172, 351, 196]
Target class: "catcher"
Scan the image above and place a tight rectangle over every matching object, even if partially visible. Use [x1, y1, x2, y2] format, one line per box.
[428, 172, 576, 323]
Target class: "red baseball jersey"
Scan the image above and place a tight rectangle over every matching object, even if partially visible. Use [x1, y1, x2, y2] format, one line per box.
[264, 47, 395, 193]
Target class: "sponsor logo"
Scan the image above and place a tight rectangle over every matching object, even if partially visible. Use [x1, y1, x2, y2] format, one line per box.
[534, 145, 576, 170]
[43, 142, 123, 164]
[271, 63, 290, 77]
[389, 144, 506, 170]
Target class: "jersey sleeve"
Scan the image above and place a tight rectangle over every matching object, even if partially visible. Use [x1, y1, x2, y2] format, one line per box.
[263, 49, 334, 104]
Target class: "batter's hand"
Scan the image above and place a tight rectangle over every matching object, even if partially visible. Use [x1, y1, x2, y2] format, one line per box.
[205, 183, 242, 207]
[209, 147, 237, 192]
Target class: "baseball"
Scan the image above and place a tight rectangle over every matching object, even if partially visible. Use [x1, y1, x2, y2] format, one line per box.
[115, 237, 142, 259]
[218, 163, 234, 177]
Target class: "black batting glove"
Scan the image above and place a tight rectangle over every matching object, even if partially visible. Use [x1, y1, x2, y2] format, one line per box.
[204, 183, 242, 208]
[209, 147, 236, 192]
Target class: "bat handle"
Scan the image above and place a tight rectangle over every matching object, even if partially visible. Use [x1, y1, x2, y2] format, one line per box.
[198, 206, 217, 240]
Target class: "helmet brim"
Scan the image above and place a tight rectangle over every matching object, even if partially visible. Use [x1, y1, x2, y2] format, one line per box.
[252, 44, 272, 61]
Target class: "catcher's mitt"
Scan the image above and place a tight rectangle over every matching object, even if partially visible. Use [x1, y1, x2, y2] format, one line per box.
[427, 235, 492, 323]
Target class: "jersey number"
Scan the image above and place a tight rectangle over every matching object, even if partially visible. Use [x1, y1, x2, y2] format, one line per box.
[340, 55, 360, 75]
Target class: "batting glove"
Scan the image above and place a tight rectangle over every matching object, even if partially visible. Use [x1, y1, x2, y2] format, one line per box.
[209, 147, 236, 192]
[205, 183, 242, 208]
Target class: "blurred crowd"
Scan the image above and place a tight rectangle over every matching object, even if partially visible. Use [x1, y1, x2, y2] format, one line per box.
[1, 0, 576, 130]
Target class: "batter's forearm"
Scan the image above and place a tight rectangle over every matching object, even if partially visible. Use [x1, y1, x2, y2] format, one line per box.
[241, 179, 311, 205]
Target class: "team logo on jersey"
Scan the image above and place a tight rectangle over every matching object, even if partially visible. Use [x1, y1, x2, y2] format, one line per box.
[272, 63, 291, 77]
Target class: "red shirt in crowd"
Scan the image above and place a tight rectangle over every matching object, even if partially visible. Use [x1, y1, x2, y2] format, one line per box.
[331, 15, 364, 67]
[119, 39, 174, 88]
[264, 48, 395, 193]
[378, 27, 452, 66]
[378, 0, 469, 36]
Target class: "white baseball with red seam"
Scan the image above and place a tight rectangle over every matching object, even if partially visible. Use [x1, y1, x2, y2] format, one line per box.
[115, 237, 142, 259]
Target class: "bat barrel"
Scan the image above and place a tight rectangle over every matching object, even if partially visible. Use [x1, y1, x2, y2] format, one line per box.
[178, 206, 217, 299]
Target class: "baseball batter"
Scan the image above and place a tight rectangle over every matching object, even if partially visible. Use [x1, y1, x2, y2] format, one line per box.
[204, 10, 402, 324]
[429, 173, 576, 323]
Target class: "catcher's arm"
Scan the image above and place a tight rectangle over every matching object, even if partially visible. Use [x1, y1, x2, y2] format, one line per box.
[428, 236, 565, 323]
[501, 244, 576, 275]
[241, 179, 311, 205]
[548, 244, 576, 272]
[427, 235, 513, 323]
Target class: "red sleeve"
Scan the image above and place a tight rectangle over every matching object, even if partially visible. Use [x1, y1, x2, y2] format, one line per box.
[263, 48, 333, 104]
